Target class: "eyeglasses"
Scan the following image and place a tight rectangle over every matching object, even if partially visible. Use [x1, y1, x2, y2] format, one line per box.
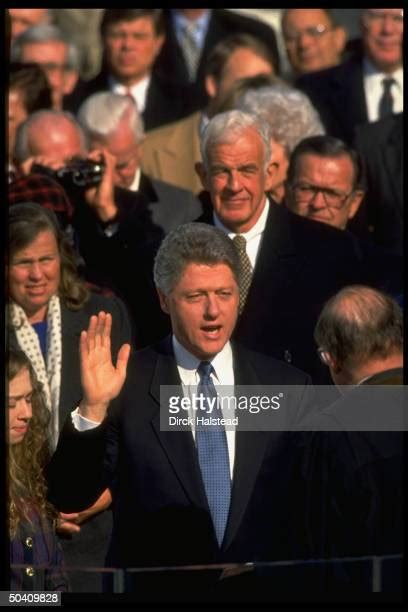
[364, 10, 403, 25]
[290, 183, 354, 209]
[317, 348, 330, 366]
[285, 24, 332, 43]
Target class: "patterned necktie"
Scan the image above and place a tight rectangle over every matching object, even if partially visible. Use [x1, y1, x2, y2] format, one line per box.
[378, 77, 395, 119]
[180, 21, 200, 81]
[232, 234, 253, 314]
[196, 361, 231, 546]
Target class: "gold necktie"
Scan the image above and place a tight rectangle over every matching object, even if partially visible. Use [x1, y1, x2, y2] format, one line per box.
[232, 234, 253, 314]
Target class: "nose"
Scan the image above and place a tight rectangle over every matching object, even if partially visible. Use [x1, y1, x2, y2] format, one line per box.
[226, 170, 241, 192]
[309, 189, 327, 210]
[381, 15, 397, 34]
[297, 32, 313, 48]
[18, 398, 32, 421]
[28, 262, 43, 281]
[204, 294, 220, 319]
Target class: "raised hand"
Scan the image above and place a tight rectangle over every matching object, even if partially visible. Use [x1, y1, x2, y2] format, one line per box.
[79, 311, 131, 421]
[84, 148, 118, 223]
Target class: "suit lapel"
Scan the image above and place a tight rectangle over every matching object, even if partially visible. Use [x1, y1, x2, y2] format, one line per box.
[59, 304, 87, 425]
[382, 117, 402, 217]
[222, 346, 275, 550]
[149, 338, 210, 510]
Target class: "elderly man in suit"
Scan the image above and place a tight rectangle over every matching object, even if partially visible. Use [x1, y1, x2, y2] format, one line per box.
[296, 8, 403, 144]
[195, 110, 375, 382]
[49, 222, 315, 600]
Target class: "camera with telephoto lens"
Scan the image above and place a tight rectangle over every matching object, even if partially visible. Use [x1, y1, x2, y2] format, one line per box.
[32, 159, 105, 190]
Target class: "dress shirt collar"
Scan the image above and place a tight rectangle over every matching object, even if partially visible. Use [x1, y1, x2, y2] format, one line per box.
[128, 167, 141, 192]
[363, 57, 403, 87]
[213, 197, 270, 242]
[172, 10, 212, 50]
[109, 74, 151, 114]
[172, 334, 233, 385]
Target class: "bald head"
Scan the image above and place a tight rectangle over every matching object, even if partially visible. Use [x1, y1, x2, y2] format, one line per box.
[14, 110, 86, 165]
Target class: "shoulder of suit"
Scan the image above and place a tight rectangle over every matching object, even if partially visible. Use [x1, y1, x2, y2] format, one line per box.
[234, 343, 311, 383]
[151, 177, 200, 202]
[296, 55, 361, 88]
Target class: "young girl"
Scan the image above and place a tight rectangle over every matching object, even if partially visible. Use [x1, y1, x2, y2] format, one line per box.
[7, 348, 68, 591]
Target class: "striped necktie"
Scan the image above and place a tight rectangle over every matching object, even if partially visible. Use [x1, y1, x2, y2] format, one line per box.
[232, 234, 253, 314]
[180, 21, 200, 81]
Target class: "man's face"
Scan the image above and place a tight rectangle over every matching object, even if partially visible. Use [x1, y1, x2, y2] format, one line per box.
[28, 117, 85, 166]
[361, 9, 403, 73]
[104, 18, 164, 84]
[20, 40, 69, 110]
[158, 262, 239, 360]
[208, 47, 274, 104]
[9, 230, 61, 323]
[91, 116, 141, 189]
[197, 127, 275, 233]
[286, 153, 363, 230]
[8, 368, 33, 446]
[282, 9, 345, 74]
[9, 8, 49, 41]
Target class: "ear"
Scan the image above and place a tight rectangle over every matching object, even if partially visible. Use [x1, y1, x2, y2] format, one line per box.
[264, 160, 278, 193]
[347, 190, 364, 220]
[333, 26, 347, 56]
[156, 288, 169, 314]
[205, 74, 217, 99]
[195, 161, 208, 190]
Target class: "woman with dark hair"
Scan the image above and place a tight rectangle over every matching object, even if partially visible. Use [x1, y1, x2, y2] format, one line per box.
[7, 202, 132, 592]
[8, 348, 68, 591]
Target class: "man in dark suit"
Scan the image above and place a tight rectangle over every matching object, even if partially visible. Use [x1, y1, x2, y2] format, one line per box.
[195, 110, 375, 382]
[353, 112, 403, 255]
[305, 286, 403, 566]
[153, 9, 280, 113]
[68, 9, 192, 130]
[296, 8, 403, 144]
[49, 223, 315, 600]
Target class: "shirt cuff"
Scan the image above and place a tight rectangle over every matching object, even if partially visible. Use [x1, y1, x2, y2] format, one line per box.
[71, 406, 101, 431]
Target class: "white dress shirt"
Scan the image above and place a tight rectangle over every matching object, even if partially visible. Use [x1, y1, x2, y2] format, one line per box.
[172, 335, 236, 478]
[363, 58, 403, 122]
[214, 198, 270, 268]
[109, 75, 150, 114]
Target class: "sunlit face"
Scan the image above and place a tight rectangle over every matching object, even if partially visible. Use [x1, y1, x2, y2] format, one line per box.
[361, 9, 403, 73]
[158, 263, 239, 360]
[8, 88, 28, 161]
[9, 8, 49, 41]
[197, 127, 275, 233]
[20, 40, 69, 110]
[9, 230, 61, 323]
[104, 18, 164, 84]
[283, 9, 345, 74]
[268, 139, 289, 204]
[8, 368, 33, 445]
[286, 153, 363, 230]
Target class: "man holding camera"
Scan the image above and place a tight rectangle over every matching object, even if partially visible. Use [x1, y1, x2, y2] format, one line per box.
[13, 106, 201, 347]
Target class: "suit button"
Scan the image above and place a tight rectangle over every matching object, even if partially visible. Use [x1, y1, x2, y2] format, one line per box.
[25, 567, 35, 577]
[284, 350, 292, 363]
[25, 537, 33, 548]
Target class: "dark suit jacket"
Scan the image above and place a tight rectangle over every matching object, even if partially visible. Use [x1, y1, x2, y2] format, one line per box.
[352, 113, 403, 254]
[296, 54, 368, 144]
[154, 9, 280, 112]
[197, 197, 374, 383]
[73, 174, 202, 348]
[67, 70, 193, 131]
[49, 339, 315, 574]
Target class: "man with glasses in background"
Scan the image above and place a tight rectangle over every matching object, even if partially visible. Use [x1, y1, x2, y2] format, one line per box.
[281, 9, 346, 76]
[296, 8, 403, 144]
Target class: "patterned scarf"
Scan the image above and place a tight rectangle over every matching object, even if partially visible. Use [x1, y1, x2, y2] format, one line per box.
[10, 295, 62, 450]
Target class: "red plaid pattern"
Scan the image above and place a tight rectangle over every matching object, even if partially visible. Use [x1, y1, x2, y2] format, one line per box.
[8, 174, 74, 225]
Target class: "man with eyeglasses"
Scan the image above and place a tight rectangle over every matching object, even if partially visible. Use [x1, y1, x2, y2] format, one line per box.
[282, 9, 346, 76]
[285, 135, 364, 230]
[296, 8, 403, 144]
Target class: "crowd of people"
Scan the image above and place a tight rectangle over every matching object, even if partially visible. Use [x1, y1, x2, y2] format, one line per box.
[6, 8, 403, 602]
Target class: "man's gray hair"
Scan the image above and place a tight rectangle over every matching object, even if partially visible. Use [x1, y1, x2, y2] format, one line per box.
[77, 92, 145, 143]
[314, 285, 403, 370]
[14, 109, 87, 162]
[200, 110, 272, 171]
[11, 23, 81, 72]
[237, 84, 325, 156]
[154, 223, 241, 295]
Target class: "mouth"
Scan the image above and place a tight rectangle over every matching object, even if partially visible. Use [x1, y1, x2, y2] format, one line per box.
[26, 285, 47, 295]
[201, 324, 223, 339]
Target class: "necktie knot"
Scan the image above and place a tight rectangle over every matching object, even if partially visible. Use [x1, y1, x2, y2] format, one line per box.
[197, 360, 213, 382]
[232, 234, 247, 253]
[382, 77, 395, 91]
[378, 77, 395, 118]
